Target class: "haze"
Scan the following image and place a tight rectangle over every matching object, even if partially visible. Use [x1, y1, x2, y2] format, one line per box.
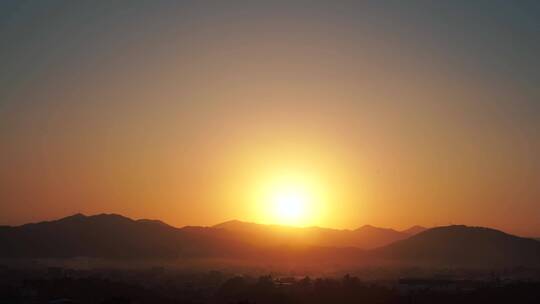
[1, 1, 539, 236]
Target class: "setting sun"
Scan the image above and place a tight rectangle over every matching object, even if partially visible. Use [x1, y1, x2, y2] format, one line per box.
[2, 1, 540, 301]
[251, 170, 328, 227]
[272, 186, 310, 225]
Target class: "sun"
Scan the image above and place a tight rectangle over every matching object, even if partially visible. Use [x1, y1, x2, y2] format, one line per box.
[272, 187, 309, 224]
[253, 172, 325, 226]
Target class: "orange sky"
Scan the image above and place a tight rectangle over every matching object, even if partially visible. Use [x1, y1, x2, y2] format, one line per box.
[0, 2, 539, 236]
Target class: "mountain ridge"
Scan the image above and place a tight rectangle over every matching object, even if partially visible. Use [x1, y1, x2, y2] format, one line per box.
[212, 219, 411, 249]
[373, 225, 540, 267]
[2, 214, 539, 267]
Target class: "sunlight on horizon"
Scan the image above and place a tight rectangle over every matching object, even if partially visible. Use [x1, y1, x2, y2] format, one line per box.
[272, 186, 309, 225]
[253, 171, 327, 227]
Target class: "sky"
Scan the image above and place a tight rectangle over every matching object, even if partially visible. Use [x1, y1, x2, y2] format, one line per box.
[1, 0, 539, 236]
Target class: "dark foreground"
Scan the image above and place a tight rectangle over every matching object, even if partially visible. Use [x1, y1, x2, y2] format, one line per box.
[1, 267, 540, 304]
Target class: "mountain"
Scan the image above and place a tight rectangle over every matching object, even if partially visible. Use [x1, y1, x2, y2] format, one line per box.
[2, 215, 539, 268]
[374, 225, 540, 267]
[354, 225, 407, 248]
[0, 214, 363, 263]
[214, 220, 409, 249]
[0, 214, 259, 259]
[401, 225, 427, 235]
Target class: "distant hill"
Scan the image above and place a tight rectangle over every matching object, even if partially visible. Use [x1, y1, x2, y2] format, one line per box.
[401, 225, 427, 236]
[2, 215, 538, 268]
[0, 214, 258, 259]
[373, 225, 540, 267]
[214, 220, 409, 249]
[0, 214, 363, 263]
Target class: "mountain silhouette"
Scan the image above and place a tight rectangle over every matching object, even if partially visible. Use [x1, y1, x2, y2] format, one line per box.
[0, 214, 260, 259]
[1, 215, 539, 267]
[374, 225, 540, 267]
[401, 225, 427, 235]
[214, 220, 409, 249]
[0, 214, 362, 262]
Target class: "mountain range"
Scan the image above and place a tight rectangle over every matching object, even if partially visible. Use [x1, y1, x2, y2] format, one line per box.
[213, 220, 425, 249]
[1, 214, 539, 267]
[374, 225, 540, 267]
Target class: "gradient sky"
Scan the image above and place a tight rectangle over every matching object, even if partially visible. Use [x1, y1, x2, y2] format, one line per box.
[1, 1, 539, 236]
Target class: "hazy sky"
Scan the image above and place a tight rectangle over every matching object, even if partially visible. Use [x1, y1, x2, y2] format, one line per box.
[1, 1, 539, 235]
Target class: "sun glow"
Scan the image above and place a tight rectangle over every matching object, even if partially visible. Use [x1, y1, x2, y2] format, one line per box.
[254, 172, 326, 226]
[272, 186, 310, 224]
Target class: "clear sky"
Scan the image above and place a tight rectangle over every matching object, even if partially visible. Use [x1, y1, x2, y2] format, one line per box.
[1, 1, 539, 236]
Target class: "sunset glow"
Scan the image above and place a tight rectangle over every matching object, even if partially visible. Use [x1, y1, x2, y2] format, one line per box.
[271, 185, 310, 225]
[2, 2, 540, 302]
[251, 171, 326, 227]
[0, 1, 539, 237]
